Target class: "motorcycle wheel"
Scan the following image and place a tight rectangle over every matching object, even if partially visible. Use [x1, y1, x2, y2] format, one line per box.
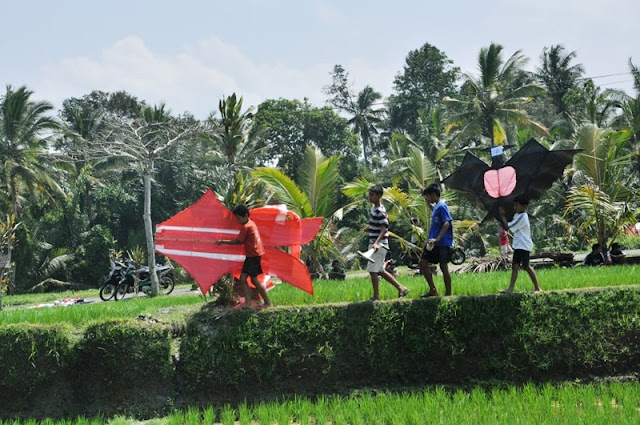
[160, 275, 175, 295]
[99, 283, 116, 301]
[114, 284, 128, 301]
[450, 247, 466, 265]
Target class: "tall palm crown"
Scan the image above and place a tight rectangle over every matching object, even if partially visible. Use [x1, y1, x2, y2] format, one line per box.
[536, 45, 585, 115]
[203, 93, 264, 188]
[347, 85, 385, 167]
[0, 85, 61, 218]
[444, 43, 548, 146]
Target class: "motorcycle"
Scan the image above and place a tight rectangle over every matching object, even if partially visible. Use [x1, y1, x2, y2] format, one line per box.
[113, 261, 175, 301]
[99, 260, 125, 301]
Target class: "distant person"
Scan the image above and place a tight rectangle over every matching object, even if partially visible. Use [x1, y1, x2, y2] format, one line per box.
[305, 260, 326, 280]
[327, 260, 346, 280]
[364, 185, 410, 301]
[583, 243, 607, 266]
[609, 243, 626, 265]
[384, 258, 398, 276]
[216, 204, 271, 308]
[498, 227, 513, 256]
[420, 184, 453, 297]
[407, 217, 422, 271]
[498, 194, 541, 294]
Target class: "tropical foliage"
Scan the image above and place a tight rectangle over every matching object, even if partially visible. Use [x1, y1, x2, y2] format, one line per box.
[0, 41, 638, 295]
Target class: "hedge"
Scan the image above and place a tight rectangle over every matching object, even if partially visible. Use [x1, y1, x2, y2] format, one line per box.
[178, 288, 640, 396]
[0, 320, 173, 419]
[1, 287, 639, 418]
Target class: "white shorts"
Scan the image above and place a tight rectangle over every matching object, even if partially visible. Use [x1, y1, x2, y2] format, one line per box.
[366, 243, 388, 273]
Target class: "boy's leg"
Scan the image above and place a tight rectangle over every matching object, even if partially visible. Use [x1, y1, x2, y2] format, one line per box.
[525, 266, 541, 292]
[239, 273, 252, 307]
[369, 272, 380, 300]
[378, 270, 409, 296]
[440, 262, 452, 296]
[419, 258, 439, 296]
[366, 244, 386, 300]
[504, 264, 519, 293]
[250, 274, 272, 307]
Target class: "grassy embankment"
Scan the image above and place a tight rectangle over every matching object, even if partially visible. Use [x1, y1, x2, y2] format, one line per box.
[1, 265, 638, 325]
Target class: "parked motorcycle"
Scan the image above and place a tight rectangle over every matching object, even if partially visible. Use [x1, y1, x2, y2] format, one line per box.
[99, 260, 125, 301]
[113, 261, 175, 301]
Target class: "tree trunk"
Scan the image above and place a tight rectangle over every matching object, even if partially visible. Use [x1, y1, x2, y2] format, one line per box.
[487, 117, 495, 147]
[362, 134, 369, 169]
[143, 162, 160, 296]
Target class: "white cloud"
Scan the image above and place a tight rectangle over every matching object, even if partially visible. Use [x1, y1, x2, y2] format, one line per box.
[35, 35, 393, 119]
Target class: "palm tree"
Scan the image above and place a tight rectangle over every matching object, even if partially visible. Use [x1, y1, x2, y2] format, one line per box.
[0, 85, 61, 288]
[347, 86, 386, 167]
[0, 85, 62, 219]
[201, 93, 264, 192]
[252, 146, 343, 271]
[563, 124, 636, 246]
[444, 43, 548, 146]
[612, 60, 640, 145]
[565, 80, 621, 127]
[60, 105, 109, 225]
[536, 45, 585, 115]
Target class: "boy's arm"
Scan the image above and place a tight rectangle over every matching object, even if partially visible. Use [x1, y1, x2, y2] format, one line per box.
[372, 226, 387, 249]
[216, 239, 241, 245]
[217, 224, 248, 245]
[429, 221, 450, 243]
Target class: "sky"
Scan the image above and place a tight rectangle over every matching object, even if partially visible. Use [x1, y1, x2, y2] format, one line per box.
[1, 0, 638, 119]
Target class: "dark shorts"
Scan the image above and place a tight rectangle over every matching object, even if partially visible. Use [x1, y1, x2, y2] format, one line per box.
[242, 256, 263, 277]
[421, 245, 451, 265]
[512, 249, 530, 267]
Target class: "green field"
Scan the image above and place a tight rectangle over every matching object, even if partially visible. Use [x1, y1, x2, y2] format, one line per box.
[1, 265, 640, 423]
[1, 265, 639, 326]
[2, 381, 638, 424]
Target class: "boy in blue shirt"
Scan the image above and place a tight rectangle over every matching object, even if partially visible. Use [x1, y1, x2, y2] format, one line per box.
[420, 184, 453, 297]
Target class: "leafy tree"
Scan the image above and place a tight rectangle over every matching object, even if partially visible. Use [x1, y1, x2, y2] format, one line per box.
[536, 45, 585, 115]
[91, 103, 198, 295]
[323, 64, 354, 112]
[60, 90, 143, 122]
[253, 98, 360, 181]
[388, 43, 459, 134]
[444, 43, 548, 146]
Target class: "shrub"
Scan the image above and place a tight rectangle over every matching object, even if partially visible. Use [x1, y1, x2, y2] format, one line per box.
[71, 320, 174, 409]
[178, 288, 640, 396]
[0, 324, 71, 396]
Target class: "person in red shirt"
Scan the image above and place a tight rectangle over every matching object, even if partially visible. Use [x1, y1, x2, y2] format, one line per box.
[498, 228, 513, 256]
[216, 204, 271, 308]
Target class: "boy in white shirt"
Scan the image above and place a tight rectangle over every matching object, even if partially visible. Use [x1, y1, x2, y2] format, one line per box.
[498, 194, 541, 294]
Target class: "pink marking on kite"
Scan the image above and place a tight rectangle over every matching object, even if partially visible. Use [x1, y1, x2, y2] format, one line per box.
[484, 167, 517, 198]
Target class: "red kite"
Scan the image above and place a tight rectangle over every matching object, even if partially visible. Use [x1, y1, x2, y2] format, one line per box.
[155, 189, 323, 295]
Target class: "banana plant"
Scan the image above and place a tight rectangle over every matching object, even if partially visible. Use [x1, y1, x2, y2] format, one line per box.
[252, 146, 345, 271]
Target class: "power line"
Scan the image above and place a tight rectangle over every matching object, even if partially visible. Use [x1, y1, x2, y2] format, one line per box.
[364, 70, 637, 107]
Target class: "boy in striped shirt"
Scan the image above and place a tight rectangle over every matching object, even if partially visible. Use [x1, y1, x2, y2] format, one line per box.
[365, 185, 409, 301]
